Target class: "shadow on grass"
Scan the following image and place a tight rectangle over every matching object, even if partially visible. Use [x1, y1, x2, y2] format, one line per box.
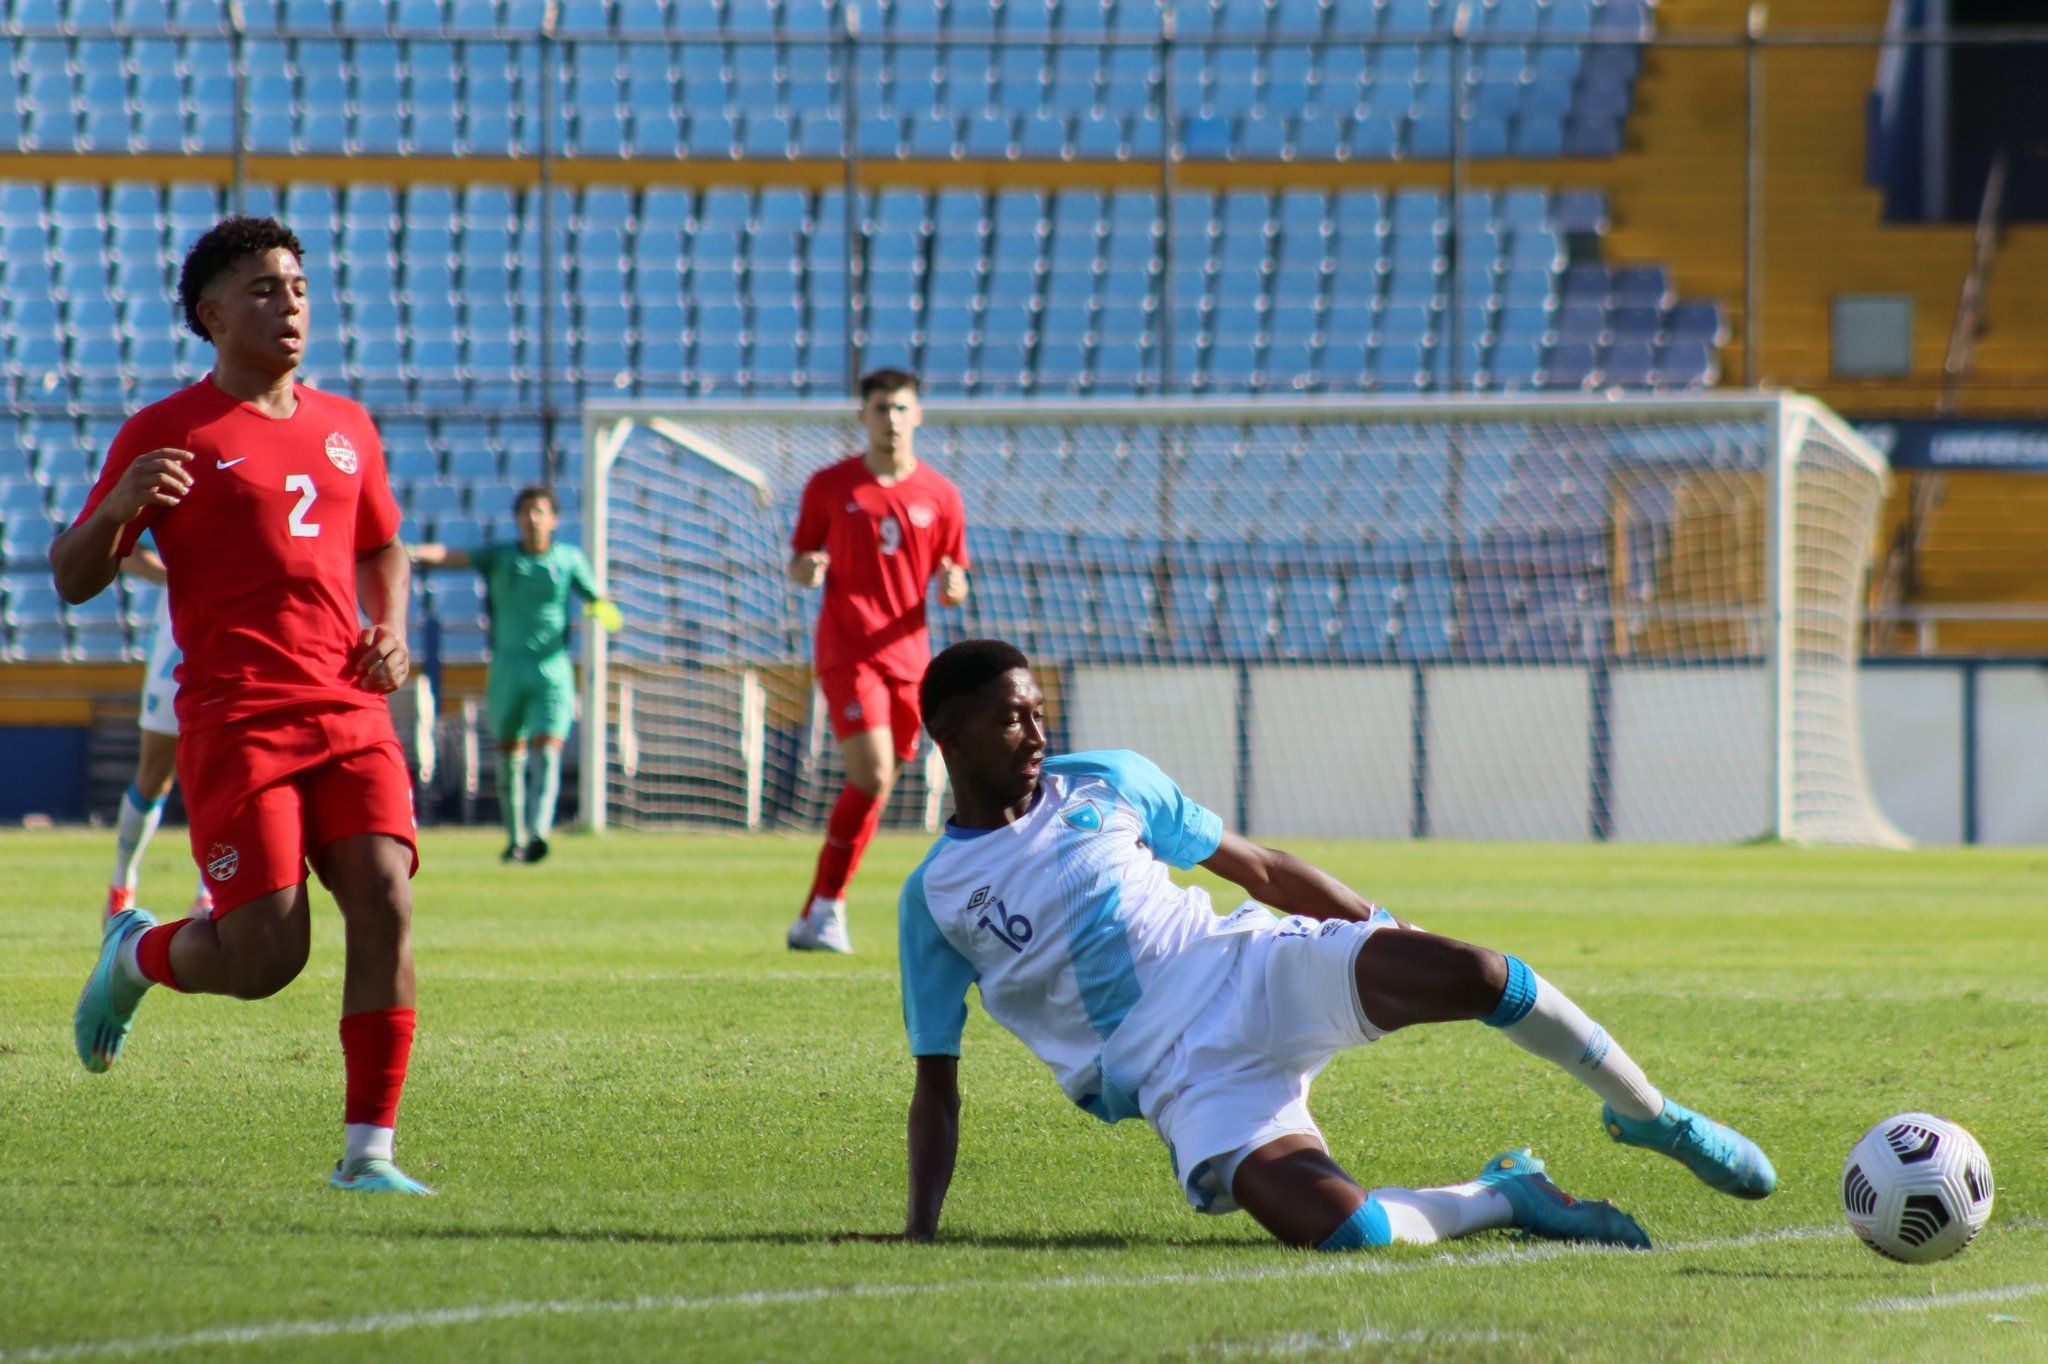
[379, 1225, 1217, 1251]
[1675, 1266, 1866, 1283]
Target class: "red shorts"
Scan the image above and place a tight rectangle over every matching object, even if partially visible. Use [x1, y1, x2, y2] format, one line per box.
[179, 702, 419, 917]
[817, 661, 923, 760]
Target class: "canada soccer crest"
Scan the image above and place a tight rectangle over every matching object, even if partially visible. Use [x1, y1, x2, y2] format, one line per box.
[324, 431, 358, 474]
[205, 842, 239, 881]
[906, 502, 936, 529]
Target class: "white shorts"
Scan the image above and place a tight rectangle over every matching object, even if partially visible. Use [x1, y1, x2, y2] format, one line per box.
[1139, 910, 1394, 1215]
[138, 595, 179, 738]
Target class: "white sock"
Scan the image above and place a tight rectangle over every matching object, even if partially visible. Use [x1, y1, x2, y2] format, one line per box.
[113, 928, 155, 993]
[111, 784, 165, 891]
[1368, 1182, 1514, 1245]
[1487, 957, 1663, 1121]
[344, 1123, 396, 1165]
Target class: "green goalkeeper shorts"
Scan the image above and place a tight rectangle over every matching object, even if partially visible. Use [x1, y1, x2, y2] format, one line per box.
[488, 657, 576, 743]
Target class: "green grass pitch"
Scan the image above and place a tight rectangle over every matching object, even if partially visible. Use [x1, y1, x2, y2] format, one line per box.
[1, 827, 2043, 1362]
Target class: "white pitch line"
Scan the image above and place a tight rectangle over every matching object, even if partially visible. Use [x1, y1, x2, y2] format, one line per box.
[0, 1223, 1848, 1363]
[1854, 1280, 2048, 1314]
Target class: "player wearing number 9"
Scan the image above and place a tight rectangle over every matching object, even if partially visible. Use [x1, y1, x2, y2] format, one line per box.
[51, 215, 434, 1194]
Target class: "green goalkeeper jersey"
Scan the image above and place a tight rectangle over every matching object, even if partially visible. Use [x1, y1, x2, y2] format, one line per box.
[471, 541, 602, 666]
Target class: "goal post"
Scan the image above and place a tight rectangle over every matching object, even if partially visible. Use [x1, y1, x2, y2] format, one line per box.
[579, 393, 1908, 848]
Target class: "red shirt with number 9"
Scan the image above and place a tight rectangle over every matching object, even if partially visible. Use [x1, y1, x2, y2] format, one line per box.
[71, 376, 402, 735]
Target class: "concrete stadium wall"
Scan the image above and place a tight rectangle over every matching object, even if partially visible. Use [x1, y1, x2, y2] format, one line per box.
[1065, 660, 2048, 847]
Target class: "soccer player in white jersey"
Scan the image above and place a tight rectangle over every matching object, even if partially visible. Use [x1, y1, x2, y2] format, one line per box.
[105, 544, 212, 920]
[882, 639, 1776, 1251]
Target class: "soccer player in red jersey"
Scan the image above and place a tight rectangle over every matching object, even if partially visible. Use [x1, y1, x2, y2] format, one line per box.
[50, 217, 432, 1194]
[785, 370, 969, 953]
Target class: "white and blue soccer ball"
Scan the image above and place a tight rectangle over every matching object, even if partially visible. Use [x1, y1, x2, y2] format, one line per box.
[1841, 1112, 1994, 1264]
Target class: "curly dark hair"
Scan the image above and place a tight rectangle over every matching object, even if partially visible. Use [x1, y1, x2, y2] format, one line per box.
[177, 216, 305, 342]
[920, 638, 1032, 737]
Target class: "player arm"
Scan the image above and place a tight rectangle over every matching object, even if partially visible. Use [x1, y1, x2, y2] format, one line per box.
[934, 557, 969, 608]
[1200, 831, 1399, 926]
[787, 548, 828, 588]
[352, 533, 412, 694]
[904, 1053, 961, 1240]
[119, 545, 167, 586]
[407, 543, 469, 569]
[50, 447, 194, 604]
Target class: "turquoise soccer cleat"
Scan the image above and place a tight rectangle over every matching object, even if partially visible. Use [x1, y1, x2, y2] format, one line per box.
[74, 907, 156, 1073]
[330, 1159, 436, 1195]
[1477, 1148, 1652, 1250]
[1603, 1099, 1778, 1201]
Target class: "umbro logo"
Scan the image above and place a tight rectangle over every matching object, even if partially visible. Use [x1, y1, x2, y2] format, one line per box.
[215, 457, 247, 469]
[844, 501, 860, 513]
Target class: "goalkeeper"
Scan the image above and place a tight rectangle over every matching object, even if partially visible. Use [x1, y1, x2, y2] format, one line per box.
[411, 485, 621, 864]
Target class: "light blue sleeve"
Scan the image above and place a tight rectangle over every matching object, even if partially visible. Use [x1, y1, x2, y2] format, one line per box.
[899, 858, 977, 1057]
[1047, 750, 1225, 869]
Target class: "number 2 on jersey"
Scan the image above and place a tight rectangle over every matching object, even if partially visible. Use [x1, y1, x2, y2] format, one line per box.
[285, 473, 321, 537]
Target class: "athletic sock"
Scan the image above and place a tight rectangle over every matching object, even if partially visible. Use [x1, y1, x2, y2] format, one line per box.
[126, 919, 190, 992]
[498, 751, 530, 849]
[111, 783, 165, 892]
[807, 782, 884, 903]
[527, 745, 563, 842]
[1485, 955, 1663, 1121]
[343, 1122, 396, 1165]
[340, 1007, 417, 1137]
[1367, 1182, 1515, 1245]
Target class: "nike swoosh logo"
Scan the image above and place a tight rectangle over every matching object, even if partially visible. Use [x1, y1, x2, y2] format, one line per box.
[216, 458, 247, 469]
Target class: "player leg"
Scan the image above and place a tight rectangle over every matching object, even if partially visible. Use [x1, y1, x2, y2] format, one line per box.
[77, 772, 315, 1073]
[1231, 1135, 1647, 1250]
[1201, 920, 1645, 1250]
[790, 665, 897, 953]
[309, 732, 429, 1194]
[108, 728, 178, 917]
[522, 660, 575, 863]
[489, 661, 534, 861]
[1354, 927, 1776, 1199]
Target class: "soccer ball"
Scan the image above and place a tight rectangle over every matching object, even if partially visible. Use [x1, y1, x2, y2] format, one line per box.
[1841, 1112, 1994, 1264]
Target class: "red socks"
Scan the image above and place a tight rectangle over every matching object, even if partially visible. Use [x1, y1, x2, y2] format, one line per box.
[339, 1007, 417, 1128]
[808, 782, 884, 902]
[134, 920, 190, 991]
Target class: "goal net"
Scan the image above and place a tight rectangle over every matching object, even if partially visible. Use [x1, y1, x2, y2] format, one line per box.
[579, 395, 1908, 848]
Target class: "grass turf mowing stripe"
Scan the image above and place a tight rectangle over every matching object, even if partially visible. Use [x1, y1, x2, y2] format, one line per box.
[0, 1224, 1852, 1362]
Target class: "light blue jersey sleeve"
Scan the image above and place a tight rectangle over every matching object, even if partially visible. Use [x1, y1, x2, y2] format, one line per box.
[899, 855, 977, 1057]
[1045, 750, 1225, 869]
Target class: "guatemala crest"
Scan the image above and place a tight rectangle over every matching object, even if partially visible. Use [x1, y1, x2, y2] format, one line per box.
[324, 431, 358, 474]
[1061, 801, 1103, 833]
[205, 842, 240, 881]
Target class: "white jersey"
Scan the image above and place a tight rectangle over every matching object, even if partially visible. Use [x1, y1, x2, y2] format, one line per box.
[899, 750, 1270, 1122]
[137, 587, 181, 737]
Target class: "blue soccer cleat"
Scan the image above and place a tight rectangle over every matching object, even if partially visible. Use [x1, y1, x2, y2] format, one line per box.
[1477, 1148, 1652, 1250]
[74, 907, 156, 1073]
[330, 1159, 436, 1195]
[1603, 1099, 1777, 1201]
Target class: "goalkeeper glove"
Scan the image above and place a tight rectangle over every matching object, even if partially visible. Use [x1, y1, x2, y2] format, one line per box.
[586, 598, 623, 632]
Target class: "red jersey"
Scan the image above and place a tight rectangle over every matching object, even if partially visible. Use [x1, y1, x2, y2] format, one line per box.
[791, 456, 969, 679]
[72, 376, 403, 734]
